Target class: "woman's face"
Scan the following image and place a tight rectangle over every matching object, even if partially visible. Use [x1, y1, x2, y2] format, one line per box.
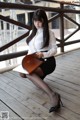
[34, 20, 43, 29]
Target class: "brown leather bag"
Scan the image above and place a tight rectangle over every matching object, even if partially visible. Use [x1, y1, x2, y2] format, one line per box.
[22, 53, 43, 74]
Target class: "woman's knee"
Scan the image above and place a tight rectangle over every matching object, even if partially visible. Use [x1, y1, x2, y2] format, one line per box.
[34, 67, 44, 77]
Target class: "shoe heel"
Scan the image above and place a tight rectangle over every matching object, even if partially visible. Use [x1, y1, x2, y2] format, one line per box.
[60, 100, 64, 107]
[58, 94, 64, 107]
[57, 93, 64, 107]
[49, 93, 63, 113]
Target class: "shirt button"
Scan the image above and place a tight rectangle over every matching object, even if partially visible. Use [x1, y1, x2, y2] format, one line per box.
[44, 59, 47, 61]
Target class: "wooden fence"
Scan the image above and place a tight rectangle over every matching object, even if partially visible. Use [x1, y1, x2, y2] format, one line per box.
[0, 0, 80, 61]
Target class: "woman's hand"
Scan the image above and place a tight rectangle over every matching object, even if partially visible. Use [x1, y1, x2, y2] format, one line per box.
[36, 52, 44, 58]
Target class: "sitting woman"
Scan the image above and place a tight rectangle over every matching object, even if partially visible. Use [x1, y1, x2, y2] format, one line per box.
[20, 9, 62, 113]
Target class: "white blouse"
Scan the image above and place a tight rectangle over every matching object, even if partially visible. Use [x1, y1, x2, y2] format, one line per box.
[27, 28, 57, 58]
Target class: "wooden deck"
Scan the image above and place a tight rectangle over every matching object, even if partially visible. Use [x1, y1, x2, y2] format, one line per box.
[0, 49, 80, 120]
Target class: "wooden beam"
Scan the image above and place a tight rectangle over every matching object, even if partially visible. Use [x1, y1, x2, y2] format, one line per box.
[0, 50, 28, 61]
[0, 31, 29, 52]
[0, 15, 31, 30]
[0, 2, 80, 13]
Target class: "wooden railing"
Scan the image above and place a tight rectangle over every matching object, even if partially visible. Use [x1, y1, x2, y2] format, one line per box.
[0, 0, 80, 62]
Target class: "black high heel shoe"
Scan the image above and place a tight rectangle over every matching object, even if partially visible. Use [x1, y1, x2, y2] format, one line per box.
[49, 93, 63, 113]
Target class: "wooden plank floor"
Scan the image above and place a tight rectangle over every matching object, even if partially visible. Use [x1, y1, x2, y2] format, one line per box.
[0, 49, 80, 120]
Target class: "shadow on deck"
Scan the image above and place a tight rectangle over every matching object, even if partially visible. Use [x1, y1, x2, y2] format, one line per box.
[0, 49, 80, 120]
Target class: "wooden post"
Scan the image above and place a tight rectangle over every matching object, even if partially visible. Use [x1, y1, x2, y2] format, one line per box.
[9, 0, 18, 65]
[75, 3, 80, 26]
[0, 20, 2, 47]
[59, 3, 64, 52]
[2, 8, 10, 66]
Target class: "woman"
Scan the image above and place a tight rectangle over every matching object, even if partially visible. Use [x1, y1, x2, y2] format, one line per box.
[20, 9, 62, 113]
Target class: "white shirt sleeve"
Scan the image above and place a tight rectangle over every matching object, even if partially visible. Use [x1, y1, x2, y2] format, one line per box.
[42, 30, 57, 58]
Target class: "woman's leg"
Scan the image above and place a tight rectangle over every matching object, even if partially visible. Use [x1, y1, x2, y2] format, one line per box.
[19, 66, 44, 78]
[26, 72, 58, 107]
[19, 65, 58, 107]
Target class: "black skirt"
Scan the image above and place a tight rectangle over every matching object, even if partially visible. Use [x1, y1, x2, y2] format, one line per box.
[39, 56, 56, 79]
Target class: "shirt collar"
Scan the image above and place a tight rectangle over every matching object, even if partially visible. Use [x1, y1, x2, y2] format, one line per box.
[37, 28, 43, 33]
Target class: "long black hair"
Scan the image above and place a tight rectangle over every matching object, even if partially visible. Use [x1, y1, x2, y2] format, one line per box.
[26, 9, 49, 48]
